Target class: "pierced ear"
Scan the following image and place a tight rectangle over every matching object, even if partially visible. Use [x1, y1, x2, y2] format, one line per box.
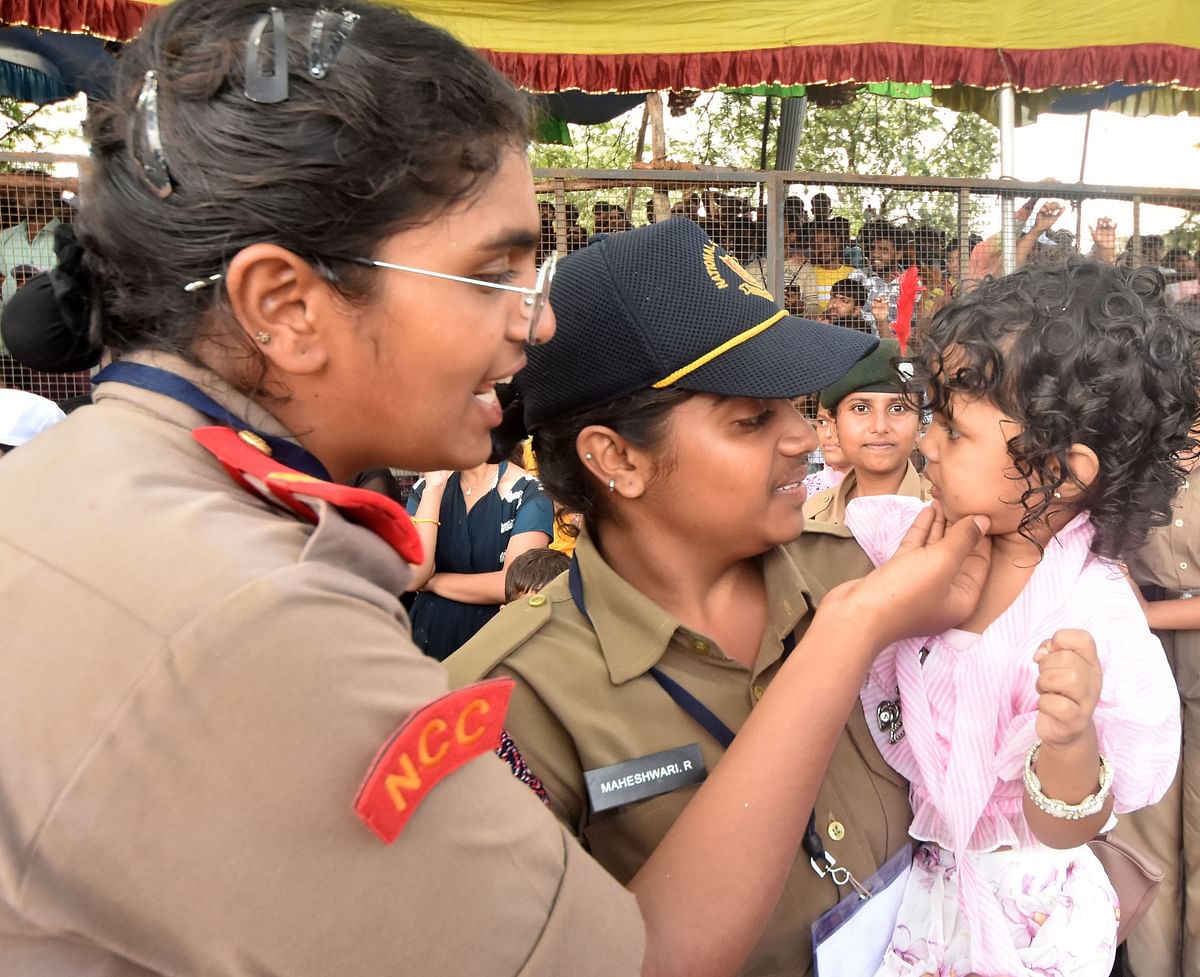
[223, 243, 333, 376]
[1060, 442, 1100, 499]
[577, 425, 648, 499]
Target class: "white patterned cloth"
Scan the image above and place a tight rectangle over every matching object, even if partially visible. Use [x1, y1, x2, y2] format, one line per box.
[802, 465, 846, 498]
[877, 843, 1118, 977]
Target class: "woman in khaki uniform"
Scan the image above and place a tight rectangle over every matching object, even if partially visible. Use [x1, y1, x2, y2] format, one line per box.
[447, 218, 993, 977]
[0, 4, 993, 977]
[1117, 470, 1200, 977]
[802, 339, 931, 527]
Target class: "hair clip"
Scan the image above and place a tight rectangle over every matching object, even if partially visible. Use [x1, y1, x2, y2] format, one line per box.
[244, 7, 289, 104]
[129, 70, 173, 199]
[308, 8, 360, 79]
[184, 273, 222, 293]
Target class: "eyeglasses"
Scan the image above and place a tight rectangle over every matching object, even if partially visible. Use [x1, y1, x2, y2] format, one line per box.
[349, 251, 557, 346]
[184, 250, 557, 345]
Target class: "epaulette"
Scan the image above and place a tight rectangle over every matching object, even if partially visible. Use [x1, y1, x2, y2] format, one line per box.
[445, 590, 556, 687]
[192, 426, 423, 564]
[800, 518, 856, 539]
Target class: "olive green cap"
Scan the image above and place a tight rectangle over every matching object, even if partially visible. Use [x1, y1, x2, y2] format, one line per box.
[819, 338, 908, 409]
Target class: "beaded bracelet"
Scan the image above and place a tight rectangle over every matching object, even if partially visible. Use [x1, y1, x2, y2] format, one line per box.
[1023, 741, 1113, 820]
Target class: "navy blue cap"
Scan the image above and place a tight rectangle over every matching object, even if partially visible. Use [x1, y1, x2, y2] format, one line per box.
[520, 217, 877, 428]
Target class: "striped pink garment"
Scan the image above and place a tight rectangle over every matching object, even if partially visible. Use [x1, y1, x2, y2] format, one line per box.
[845, 495, 1180, 976]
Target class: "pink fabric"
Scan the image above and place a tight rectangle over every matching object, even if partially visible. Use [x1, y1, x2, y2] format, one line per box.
[845, 495, 1180, 976]
[802, 465, 846, 498]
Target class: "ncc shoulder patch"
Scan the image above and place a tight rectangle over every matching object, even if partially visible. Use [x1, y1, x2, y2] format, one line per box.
[354, 678, 514, 844]
[192, 426, 423, 563]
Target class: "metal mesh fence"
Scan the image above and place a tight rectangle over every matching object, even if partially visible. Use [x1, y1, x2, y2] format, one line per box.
[536, 169, 1200, 412]
[1, 153, 1197, 422]
[0, 157, 87, 407]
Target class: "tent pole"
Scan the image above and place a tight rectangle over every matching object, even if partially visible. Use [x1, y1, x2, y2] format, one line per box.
[775, 96, 807, 171]
[628, 101, 650, 220]
[1076, 110, 1092, 249]
[758, 95, 774, 206]
[646, 92, 671, 222]
[999, 84, 1017, 275]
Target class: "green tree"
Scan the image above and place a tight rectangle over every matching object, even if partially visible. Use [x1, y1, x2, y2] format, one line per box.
[531, 92, 998, 237]
[0, 97, 69, 163]
[794, 96, 997, 231]
[1166, 212, 1200, 253]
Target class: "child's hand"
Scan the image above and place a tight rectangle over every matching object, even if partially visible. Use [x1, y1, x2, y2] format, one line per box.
[1034, 629, 1102, 749]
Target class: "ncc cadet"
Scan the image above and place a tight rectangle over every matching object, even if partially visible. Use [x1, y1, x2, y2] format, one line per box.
[803, 338, 932, 526]
[0, 3, 991, 977]
[447, 219, 989, 976]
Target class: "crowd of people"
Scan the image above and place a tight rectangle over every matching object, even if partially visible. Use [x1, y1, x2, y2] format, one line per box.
[536, 189, 1200, 348]
[0, 4, 1199, 977]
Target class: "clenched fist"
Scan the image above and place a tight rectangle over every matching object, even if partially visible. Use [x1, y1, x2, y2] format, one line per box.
[1033, 629, 1102, 749]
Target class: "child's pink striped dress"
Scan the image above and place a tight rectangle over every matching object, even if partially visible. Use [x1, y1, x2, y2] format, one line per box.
[845, 496, 1180, 977]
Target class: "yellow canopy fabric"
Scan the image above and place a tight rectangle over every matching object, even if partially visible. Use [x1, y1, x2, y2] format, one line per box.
[401, 0, 1198, 57]
[122, 0, 1200, 95]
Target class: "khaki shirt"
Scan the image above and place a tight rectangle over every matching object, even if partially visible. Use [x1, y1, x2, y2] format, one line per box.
[0, 352, 643, 977]
[1130, 474, 1200, 597]
[802, 462, 931, 525]
[1129, 475, 1200, 687]
[446, 523, 911, 977]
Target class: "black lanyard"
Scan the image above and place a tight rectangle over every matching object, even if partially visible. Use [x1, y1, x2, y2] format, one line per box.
[566, 557, 830, 868]
[94, 361, 331, 481]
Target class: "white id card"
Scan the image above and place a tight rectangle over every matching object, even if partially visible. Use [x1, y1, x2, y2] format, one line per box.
[811, 845, 912, 977]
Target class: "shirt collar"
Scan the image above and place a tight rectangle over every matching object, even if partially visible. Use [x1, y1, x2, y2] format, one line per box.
[822, 461, 926, 524]
[573, 523, 818, 685]
[93, 350, 299, 443]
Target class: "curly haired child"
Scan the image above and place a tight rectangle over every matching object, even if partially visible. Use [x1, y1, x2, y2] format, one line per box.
[844, 259, 1200, 977]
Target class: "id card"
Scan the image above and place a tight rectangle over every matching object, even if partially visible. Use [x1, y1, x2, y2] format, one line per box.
[812, 845, 912, 977]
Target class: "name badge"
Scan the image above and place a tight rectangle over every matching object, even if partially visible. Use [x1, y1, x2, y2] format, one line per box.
[584, 744, 707, 813]
[812, 845, 912, 977]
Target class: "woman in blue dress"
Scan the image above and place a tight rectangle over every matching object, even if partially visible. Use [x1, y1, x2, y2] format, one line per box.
[406, 458, 553, 659]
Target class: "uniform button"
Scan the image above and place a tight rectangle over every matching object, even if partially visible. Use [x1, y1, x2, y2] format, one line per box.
[1182, 562, 1190, 571]
[1176, 519, 1185, 528]
[528, 594, 547, 607]
[238, 430, 272, 455]
[827, 820, 846, 842]
[691, 639, 710, 654]
[752, 685, 766, 700]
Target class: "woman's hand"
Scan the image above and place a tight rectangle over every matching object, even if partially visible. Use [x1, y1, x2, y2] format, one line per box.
[422, 470, 453, 491]
[822, 503, 991, 648]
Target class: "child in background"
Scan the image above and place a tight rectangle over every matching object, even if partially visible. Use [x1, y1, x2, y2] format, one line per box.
[845, 260, 1196, 977]
[804, 339, 929, 525]
[802, 402, 849, 498]
[504, 547, 570, 603]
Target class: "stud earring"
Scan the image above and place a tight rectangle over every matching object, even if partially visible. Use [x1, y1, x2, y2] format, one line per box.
[255, 331, 271, 345]
[585, 452, 593, 460]
[1053, 490, 1062, 499]
[608, 479, 616, 493]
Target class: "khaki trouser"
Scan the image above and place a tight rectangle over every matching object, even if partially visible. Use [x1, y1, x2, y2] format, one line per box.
[1117, 629, 1200, 977]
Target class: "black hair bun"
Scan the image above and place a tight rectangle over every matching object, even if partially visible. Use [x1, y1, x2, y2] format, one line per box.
[0, 223, 102, 373]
